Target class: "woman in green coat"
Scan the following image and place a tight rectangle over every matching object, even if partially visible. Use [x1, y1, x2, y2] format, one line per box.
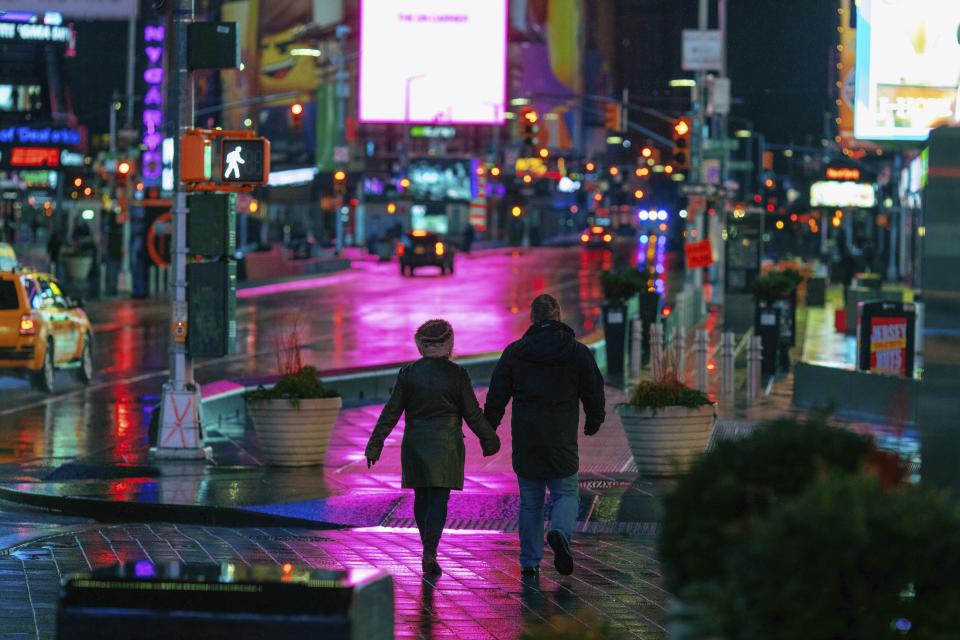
[365, 319, 500, 576]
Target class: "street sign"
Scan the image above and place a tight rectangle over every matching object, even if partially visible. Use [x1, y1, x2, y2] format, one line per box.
[703, 139, 740, 152]
[710, 77, 731, 115]
[220, 138, 269, 184]
[684, 240, 715, 269]
[728, 160, 754, 171]
[682, 30, 723, 71]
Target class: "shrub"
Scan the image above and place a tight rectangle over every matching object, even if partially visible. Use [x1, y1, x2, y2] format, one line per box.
[244, 365, 340, 407]
[624, 375, 712, 412]
[751, 271, 795, 303]
[600, 268, 644, 304]
[658, 416, 873, 595]
[714, 476, 960, 640]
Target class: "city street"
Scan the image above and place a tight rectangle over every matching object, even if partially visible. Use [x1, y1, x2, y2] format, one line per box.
[0, 247, 626, 465]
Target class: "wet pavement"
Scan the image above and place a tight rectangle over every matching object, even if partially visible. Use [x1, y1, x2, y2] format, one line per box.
[0, 246, 630, 467]
[0, 524, 668, 639]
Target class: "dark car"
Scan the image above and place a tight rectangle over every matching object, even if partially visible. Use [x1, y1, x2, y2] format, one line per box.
[580, 225, 614, 249]
[397, 230, 455, 276]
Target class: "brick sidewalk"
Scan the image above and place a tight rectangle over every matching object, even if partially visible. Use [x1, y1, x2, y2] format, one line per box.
[1, 523, 668, 639]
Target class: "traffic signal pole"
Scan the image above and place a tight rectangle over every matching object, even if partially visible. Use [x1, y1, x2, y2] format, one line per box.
[690, 0, 710, 293]
[154, 0, 205, 460]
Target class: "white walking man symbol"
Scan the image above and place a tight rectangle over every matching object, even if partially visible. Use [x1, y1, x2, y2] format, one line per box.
[224, 145, 245, 179]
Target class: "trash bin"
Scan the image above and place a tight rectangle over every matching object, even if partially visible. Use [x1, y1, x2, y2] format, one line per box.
[58, 562, 394, 640]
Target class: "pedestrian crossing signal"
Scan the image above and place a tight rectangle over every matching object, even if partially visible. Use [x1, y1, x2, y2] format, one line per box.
[220, 138, 270, 184]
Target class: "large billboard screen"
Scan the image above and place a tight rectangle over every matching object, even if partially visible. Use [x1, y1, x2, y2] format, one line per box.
[359, 0, 507, 124]
[855, 0, 960, 141]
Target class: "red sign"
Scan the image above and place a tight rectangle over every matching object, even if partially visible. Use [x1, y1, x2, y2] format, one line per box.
[869, 316, 908, 376]
[11, 147, 59, 167]
[684, 239, 714, 269]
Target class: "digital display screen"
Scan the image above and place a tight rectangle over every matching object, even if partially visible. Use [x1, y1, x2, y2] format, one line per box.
[855, 0, 960, 140]
[359, 0, 507, 124]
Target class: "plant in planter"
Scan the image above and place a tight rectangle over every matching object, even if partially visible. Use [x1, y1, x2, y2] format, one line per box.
[245, 322, 342, 466]
[60, 244, 96, 281]
[600, 269, 644, 379]
[617, 371, 715, 477]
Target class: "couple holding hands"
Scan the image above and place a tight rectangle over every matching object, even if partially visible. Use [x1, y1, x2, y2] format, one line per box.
[365, 294, 605, 578]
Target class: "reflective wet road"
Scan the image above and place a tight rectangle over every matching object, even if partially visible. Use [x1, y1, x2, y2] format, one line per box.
[0, 246, 651, 465]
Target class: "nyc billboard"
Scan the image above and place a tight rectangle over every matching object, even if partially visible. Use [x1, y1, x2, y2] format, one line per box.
[359, 0, 507, 125]
[854, 0, 960, 141]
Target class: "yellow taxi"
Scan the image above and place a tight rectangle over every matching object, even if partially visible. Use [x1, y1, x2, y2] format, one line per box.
[0, 270, 93, 393]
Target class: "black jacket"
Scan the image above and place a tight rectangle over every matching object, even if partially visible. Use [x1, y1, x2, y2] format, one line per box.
[484, 321, 605, 479]
[365, 358, 500, 489]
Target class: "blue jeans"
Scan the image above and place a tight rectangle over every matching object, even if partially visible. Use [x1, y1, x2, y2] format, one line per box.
[517, 473, 580, 568]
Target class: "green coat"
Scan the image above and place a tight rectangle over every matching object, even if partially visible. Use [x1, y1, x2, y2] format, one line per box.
[364, 358, 500, 489]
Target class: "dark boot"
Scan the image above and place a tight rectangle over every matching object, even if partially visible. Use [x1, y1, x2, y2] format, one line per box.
[422, 552, 442, 576]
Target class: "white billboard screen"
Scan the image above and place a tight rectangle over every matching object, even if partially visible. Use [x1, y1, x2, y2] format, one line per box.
[855, 0, 960, 141]
[359, 0, 507, 125]
[810, 181, 877, 209]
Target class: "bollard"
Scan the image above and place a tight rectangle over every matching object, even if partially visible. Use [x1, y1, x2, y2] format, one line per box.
[650, 323, 664, 381]
[720, 331, 735, 398]
[630, 318, 642, 380]
[695, 329, 709, 391]
[746, 335, 763, 405]
[673, 326, 686, 382]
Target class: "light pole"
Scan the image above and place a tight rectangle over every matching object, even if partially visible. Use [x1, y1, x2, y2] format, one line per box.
[154, 0, 204, 460]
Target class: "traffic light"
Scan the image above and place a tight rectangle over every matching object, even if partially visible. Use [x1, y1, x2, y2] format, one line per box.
[219, 137, 270, 184]
[520, 108, 539, 150]
[672, 117, 692, 170]
[604, 103, 624, 132]
[290, 102, 303, 133]
[333, 169, 347, 198]
[116, 159, 133, 185]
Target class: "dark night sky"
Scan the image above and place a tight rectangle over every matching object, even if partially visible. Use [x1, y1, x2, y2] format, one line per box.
[726, 0, 837, 145]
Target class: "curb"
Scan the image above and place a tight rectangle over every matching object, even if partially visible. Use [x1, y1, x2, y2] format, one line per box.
[0, 485, 346, 530]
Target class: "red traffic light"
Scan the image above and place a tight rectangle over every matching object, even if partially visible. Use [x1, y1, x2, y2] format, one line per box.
[673, 119, 690, 137]
[117, 160, 132, 175]
[290, 103, 304, 116]
[641, 147, 653, 158]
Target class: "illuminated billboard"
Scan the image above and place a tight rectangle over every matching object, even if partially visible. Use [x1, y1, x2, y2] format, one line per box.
[810, 181, 877, 209]
[855, 0, 960, 141]
[359, 0, 507, 124]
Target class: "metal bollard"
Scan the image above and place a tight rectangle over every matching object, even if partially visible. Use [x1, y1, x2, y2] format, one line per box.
[720, 331, 735, 398]
[650, 323, 664, 381]
[746, 335, 763, 405]
[695, 329, 709, 391]
[673, 326, 686, 382]
[630, 318, 643, 380]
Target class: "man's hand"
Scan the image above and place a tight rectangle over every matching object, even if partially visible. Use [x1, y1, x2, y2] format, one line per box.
[366, 457, 377, 469]
[584, 422, 600, 437]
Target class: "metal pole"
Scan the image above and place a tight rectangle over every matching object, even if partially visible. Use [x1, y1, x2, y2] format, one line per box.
[650, 323, 664, 382]
[155, 0, 204, 459]
[674, 326, 687, 382]
[695, 329, 709, 391]
[334, 25, 350, 254]
[720, 331, 735, 398]
[125, 15, 137, 129]
[630, 318, 642, 380]
[747, 335, 762, 405]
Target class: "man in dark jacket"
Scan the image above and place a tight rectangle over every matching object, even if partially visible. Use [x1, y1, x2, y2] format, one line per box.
[484, 294, 605, 576]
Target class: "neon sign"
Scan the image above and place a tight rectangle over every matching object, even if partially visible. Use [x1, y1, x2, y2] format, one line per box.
[11, 147, 59, 167]
[141, 24, 165, 185]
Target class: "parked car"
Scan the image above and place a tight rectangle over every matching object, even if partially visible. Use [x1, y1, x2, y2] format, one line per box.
[0, 270, 93, 393]
[397, 230, 455, 276]
[580, 225, 614, 249]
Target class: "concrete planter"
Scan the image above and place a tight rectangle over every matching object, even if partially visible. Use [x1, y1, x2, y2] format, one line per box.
[617, 404, 716, 476]
[63, 255, 94, 281]
[248, 397, 342, 466]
